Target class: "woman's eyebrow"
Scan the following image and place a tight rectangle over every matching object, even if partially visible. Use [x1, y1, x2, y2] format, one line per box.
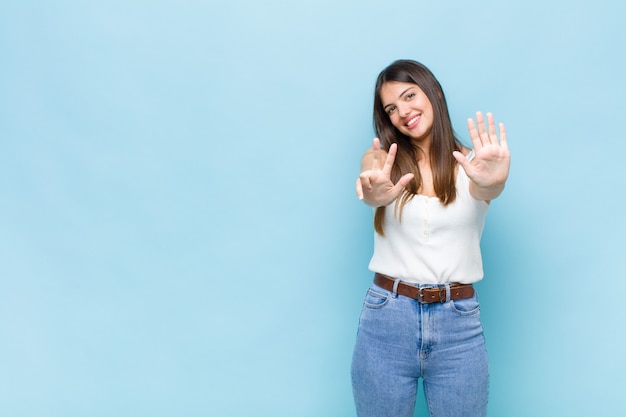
[383, 87, 414, 109]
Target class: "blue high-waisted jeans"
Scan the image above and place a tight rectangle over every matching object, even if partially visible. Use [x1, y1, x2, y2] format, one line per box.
[351, 280, 489, 417]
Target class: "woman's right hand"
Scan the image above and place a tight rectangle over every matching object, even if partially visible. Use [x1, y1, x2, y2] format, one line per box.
[356, 138, 414, 207]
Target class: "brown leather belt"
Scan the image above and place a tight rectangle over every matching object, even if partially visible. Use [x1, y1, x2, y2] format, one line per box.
[374, 273, 474, 304]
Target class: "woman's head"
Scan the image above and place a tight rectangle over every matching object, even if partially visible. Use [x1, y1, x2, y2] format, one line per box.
[373, 60, 454, 151]
[378, 80, 435, 144]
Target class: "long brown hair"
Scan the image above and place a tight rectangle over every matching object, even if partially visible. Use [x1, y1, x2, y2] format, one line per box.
[373, 60, 463, 235]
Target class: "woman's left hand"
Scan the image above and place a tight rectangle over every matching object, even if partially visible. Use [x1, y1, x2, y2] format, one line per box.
[453, 112, 510, 200]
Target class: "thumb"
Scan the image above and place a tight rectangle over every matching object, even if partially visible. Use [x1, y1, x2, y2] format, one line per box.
[389, 173, 415, 198]
[396, 172, 415, 188]
[356, 177, 364, 200]
[453, 151, 472, 172]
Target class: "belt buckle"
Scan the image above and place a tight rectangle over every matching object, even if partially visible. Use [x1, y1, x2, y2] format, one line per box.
[418, 286, 447, 303]
[417, 287, 427, 303]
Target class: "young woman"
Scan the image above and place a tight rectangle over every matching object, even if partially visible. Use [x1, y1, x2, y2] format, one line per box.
[351, 60, 510, 417]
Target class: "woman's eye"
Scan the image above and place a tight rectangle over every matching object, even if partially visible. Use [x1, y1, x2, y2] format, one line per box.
[387, 106, 396, 115]
[406, 92, 415, 100]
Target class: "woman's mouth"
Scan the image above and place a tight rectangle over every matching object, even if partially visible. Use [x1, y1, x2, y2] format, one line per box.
[405, 115, 420, 129]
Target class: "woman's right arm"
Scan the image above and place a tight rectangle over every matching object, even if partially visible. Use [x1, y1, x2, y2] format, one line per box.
[356, 138, 414, 207]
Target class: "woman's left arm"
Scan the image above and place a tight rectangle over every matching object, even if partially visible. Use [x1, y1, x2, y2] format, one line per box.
[453, 111, 510, 201]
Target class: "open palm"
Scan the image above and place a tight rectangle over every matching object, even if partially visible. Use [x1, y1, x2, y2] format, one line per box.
[453, 112, 510, 190]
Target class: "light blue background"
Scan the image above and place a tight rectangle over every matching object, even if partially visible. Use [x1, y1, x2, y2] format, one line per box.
[1, 1, 624, 416]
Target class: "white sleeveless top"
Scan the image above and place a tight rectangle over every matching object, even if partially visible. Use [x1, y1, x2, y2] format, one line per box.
[368, 162, 488, 285]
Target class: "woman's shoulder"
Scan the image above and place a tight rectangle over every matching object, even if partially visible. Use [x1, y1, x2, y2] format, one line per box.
[362, 146, 390, 158]
[360, 147, 389, 171]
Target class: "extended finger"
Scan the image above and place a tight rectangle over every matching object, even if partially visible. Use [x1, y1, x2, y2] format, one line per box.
[371, 138, 382, 170]
[487, 112, 497, 144]
[382, 143, 398, 175]
[467, 117, 483, 150]
[476, 111, 490, 144]
[499, 122, 509, 151]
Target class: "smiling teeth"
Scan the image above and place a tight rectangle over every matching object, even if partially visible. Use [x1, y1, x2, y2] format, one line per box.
[407, 116, 419, 126]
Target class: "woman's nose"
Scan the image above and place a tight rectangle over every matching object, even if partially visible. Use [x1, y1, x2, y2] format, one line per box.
[398, 103, 411, 117]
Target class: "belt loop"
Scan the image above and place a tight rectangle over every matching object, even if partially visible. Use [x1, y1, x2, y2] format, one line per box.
[442, 284, 451, 303]
[391, 278, 401, 298]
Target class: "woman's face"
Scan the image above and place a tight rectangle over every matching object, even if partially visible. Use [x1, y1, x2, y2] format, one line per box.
[380, 81, 434, 143]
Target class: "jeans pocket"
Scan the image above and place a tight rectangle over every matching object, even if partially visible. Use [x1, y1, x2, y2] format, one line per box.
[363, 287, 390, 309]
[449, 294, 480, 316]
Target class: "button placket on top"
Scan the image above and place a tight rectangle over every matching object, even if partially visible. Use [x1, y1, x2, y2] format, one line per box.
[422, 198, 431, 241]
